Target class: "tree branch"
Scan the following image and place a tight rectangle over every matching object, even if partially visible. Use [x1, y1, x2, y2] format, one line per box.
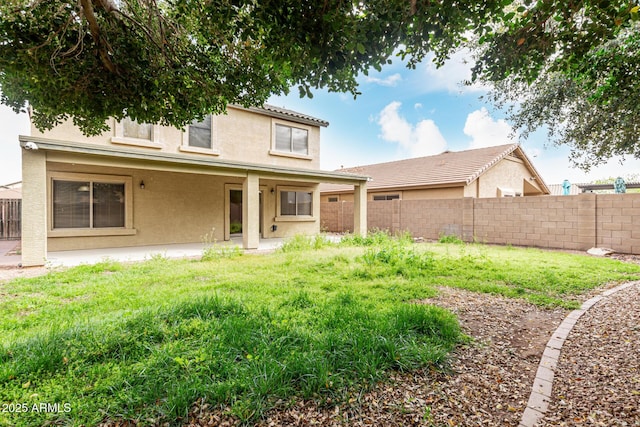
[79, 0, 118, 74]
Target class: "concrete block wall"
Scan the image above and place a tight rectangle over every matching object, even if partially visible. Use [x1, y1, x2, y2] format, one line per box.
[596, 194, 640, 254]
[399, 199, 464, 239]
[320, 193, 640, 254]
[367, 200, 393, 232]
[320, 201, 353, 233]
[472, 195, 596, 251]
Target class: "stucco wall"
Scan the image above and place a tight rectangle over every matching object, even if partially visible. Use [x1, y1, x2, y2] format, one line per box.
[321, 194, 640, 254]
[320, 187, 464, 203]
[478, 156, 544, 196]
[30, 106, 321, 170]
[46, 161, 320, 251]
[400, 187, 464, 200]
[47, 162, 228, 251]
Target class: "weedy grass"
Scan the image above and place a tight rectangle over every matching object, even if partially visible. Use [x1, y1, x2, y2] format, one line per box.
[1, 234, 639, 426]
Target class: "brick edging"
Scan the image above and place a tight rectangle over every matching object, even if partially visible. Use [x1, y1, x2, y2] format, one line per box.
[519, 281, 639, 427]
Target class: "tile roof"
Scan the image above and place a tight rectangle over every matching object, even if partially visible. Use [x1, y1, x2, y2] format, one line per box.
[548, 183, 581, 196]
[0, 187, 21, 199]
[321, 143, 547, 193]
[238, 104, 330, 127]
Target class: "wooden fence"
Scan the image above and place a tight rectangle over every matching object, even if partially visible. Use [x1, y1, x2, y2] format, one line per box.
[0, 199, 21, 240]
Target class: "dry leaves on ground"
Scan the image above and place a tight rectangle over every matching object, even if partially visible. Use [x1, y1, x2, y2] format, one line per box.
[537, 282, 640, 427]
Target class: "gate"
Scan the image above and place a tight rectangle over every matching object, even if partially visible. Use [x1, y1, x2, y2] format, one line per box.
[0, 199, 21, 240]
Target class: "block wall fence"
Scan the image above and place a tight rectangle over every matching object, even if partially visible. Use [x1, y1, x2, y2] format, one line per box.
[320, 194, 640, 254]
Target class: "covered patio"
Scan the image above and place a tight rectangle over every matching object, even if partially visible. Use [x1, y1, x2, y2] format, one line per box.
[19, 137, 369, 267]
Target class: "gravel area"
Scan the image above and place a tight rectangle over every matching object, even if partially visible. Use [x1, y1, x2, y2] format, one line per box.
[537, 282, 640, 427]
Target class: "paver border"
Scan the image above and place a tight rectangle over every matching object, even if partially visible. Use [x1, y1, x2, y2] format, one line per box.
[518, 281, 639, 427]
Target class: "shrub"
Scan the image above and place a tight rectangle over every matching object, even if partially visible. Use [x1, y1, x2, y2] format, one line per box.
[279, 234, 334, 253]
[438, 234, 464, 244]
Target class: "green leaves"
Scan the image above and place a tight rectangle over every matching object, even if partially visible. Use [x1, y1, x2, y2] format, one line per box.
[473, 1, 640, 168]
[2, 0, 640, 169]
[0, 0, 508, 135]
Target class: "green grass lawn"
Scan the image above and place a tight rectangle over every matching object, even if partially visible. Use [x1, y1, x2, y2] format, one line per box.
[1, 234, 639, 427]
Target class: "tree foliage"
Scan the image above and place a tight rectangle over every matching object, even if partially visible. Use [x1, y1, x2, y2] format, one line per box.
[0, 0, 505, 134]
[473, 2, 640, 169]
[1, 0, 639, 171]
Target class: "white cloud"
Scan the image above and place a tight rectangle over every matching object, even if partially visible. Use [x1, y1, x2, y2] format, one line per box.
[363, 73, 402, 87]
[414, 103, 423, 109]
[377, 101, 447, 157]
[463, 108, 517, 149]
[419, 49, 487, 94]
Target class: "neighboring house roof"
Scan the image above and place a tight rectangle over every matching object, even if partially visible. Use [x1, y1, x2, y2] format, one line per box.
[548, 183, 581, 196]
[0, 181, 22, 199]
[577, 182, 640, 192]
[321, 143, 550, 194]
[238, 104, 330, 128]
[549, 181, 640, 195]
[0, 188, 21, 199]
[0, 181, 21, 189]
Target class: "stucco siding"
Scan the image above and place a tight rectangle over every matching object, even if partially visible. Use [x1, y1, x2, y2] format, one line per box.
[477, 156, 543, 197]
[46, 161, 320, 252]
[400, 187, 463, 200]
[30, 106, 321, 170]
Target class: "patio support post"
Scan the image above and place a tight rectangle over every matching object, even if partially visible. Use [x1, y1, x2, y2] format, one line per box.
[21, 148, 48, 266]
[242, 172, 260, 249]
[353, 181, 368, 236]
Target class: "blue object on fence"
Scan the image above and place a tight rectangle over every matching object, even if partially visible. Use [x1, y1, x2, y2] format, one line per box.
[562, 179, 571, 195]
[614, 177, 626, 194]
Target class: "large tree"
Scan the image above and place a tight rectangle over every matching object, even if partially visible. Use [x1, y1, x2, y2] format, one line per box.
[472, 2, 640, 169]
[0, 0, 504, 134]
[1, 0, 638, 169]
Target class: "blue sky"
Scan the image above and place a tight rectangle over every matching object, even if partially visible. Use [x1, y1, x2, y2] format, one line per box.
[2, 48, 639, 185]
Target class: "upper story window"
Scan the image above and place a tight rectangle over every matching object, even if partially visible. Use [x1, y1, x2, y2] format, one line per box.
[275, 124, 308, 155]
[122, 117, 152, 140]
[112, 117, 161, 148]
[180, 115, 219, 155]
[188, 116, 212, 149]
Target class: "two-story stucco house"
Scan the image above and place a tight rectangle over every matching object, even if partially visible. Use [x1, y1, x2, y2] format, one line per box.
[19, 105, 369, 266]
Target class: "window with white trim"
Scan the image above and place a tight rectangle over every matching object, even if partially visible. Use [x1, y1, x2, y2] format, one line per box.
[280, 191, 312, 216]
[180, 115, 219, 155]
[275, 124, 308, 155]
[112, 117, 161, 147]
[52, 179, 127, 229]
[122, 117, 152, 140]
[188, 115, 212, 149]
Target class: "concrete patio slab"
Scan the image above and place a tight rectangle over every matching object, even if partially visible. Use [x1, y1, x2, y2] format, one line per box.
[45, 238, 287, 267]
